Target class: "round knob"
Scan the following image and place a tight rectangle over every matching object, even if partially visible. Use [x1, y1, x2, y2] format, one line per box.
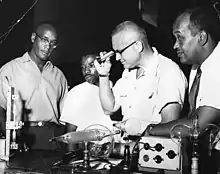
[154, 143, 164, 152]
[166, 150, 177, 159]
[153, 155, 163, 164]
[143, 143, 150, 150]
[143, 154, 150, 162]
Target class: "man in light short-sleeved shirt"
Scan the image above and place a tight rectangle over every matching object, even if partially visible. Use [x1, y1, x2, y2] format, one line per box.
[146, 7, 220, 173]
[112, 47, 187, 133]
[192, 42, 220, 150]
[60, 54, 115, 150]
[0, 52, 68, 124]
[0, 22, 68, 150]
[60, 81, 114, 130]
[94, 21, 187, 136]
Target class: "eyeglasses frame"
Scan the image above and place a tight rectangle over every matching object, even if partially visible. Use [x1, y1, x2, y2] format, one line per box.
[114, 41, 137, 55]
[35, 32, 58, 48]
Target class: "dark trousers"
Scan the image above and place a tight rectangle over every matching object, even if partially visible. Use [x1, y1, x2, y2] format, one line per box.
[18, 123, 67, 151]
[213, 149, 220, 173]
[198, 147, 218, 174]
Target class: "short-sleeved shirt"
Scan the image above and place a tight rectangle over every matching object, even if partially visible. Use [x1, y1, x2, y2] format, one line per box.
[60, 82, 114, 131]
[112, 47, 188, 133]
[188, 42, 220, 149]
[0, 52, 68, 124]
[190, 42, 220, 110]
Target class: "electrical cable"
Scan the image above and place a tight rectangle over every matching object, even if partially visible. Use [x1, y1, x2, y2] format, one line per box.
[0, 0, 39, 45]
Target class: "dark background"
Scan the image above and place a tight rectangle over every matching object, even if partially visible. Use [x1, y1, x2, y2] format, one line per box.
[0, 0, 217, 87]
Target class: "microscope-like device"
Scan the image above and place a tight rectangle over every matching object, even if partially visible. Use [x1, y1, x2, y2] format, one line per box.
[0, 86, 23, 161]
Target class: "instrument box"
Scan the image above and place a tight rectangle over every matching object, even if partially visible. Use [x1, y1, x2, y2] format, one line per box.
[138, 136, 182, 173]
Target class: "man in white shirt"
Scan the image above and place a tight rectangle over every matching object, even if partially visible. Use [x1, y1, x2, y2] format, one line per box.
[94, 21, 187, 136]
[60, 54, 114, 150]
[145, 6, 220, 174]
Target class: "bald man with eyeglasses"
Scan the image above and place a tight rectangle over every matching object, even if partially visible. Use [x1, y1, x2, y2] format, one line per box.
[94, 20, 188, 139]
[0, 21, 68, 151]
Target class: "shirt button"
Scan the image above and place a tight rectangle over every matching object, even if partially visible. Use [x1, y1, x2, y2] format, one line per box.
[129, 105, 132, 108]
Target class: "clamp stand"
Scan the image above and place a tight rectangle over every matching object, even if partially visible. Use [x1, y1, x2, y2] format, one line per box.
[71, 141, 104, 173]
[118, 136, 130, 171]
[81, 141, 91, 171]
[191, 114, 199, 174]
[0, 86, 23, 161]
[70, 141, 101, 174]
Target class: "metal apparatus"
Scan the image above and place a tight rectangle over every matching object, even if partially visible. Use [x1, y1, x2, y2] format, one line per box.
[0, 86, 23, 161]
[138, 136, 182, 172]
[168, 114, 220, 174]
[52, 124, 118, 172]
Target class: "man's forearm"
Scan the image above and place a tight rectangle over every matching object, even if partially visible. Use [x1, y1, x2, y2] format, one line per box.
[99, 76, 115, 112]
[146, 117, 192, 137]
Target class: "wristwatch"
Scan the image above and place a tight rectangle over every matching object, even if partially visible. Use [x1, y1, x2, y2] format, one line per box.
[99, 73, 109, 77]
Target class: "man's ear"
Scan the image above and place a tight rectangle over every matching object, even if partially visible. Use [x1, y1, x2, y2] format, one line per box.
[198, 30, 208, 46]
[135, 41, 144, 52]
[31, 32, 36, 43]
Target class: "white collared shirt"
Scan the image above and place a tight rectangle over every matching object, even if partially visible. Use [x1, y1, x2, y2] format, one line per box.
[190, 42, 220, 150]
[0, 52, 68, 123]
[112, 47, 187, 134]
[190, 42, 220, 110]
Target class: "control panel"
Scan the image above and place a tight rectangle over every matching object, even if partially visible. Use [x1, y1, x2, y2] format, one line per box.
[138, 136, 182, 171]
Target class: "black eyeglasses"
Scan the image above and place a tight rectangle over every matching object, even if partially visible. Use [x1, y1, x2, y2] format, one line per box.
[35, 33, 58, 48]
[114, 41, 137, 55]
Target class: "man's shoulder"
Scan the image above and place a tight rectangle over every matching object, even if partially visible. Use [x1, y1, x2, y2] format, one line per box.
[0, 56, 23, 73]
[68, 82, 88, 92]
[158, 54, 183, 73]
[67, 82, 93, 97]
[158, 54, 178, 66]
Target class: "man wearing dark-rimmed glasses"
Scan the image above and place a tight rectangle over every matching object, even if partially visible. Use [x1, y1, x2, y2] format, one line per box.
[0, 21, 68, 150]
[94, 20, 188, 140]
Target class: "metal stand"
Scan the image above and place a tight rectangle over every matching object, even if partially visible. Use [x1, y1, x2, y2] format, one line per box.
[191, 114, 199, 174]
[81, 141, 91, 171]
[118, 136, 131, 171]
[0, 86, 23, 161]
[71, 141, 93, 173]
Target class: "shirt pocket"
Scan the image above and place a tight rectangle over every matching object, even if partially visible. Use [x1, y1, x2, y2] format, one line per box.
[119, 87, 133, 117]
